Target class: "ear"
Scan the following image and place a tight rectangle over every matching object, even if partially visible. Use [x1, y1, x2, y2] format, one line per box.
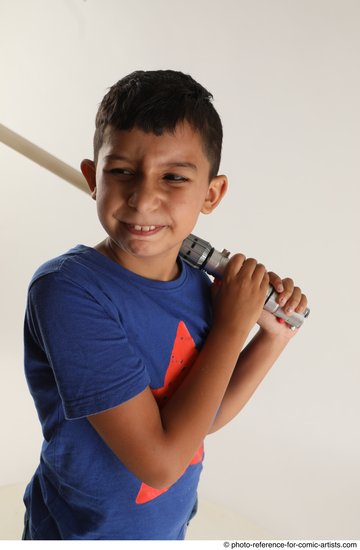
[80, 159, 97, 199]
[201, 175, 228, 214]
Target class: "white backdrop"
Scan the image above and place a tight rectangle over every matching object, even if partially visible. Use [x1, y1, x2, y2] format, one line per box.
[1, 0, 359, 540]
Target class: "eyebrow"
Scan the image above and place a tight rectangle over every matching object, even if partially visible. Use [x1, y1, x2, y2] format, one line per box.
[103, 155, 197, 171]
[104, 154, 131, 162]
[163, 162, 197, 171]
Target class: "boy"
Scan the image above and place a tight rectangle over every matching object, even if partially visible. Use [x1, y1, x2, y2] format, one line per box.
[22, 70, 307, 540]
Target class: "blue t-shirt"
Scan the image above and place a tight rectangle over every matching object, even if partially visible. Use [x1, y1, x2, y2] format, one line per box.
[23, 245, 213, 540]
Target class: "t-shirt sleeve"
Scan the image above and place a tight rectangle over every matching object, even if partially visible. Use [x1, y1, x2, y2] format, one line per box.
[26, 271, 151, 420]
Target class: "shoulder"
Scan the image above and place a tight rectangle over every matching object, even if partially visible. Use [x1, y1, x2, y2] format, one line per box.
[27, 245, 119, 319]
[29, 245, 93, 287]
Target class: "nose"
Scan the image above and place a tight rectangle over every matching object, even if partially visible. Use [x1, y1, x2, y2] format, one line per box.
[127, 178, 161, 213]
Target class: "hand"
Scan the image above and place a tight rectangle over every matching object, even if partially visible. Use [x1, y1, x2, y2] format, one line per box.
[211, 255, 270, 341]
[257, 271, 308, 338]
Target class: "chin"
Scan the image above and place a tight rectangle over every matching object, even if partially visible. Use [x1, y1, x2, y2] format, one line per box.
[124, 241, 162, 257]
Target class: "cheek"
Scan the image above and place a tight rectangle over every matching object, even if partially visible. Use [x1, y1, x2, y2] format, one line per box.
[170, 200, 199, 220]
[96, 186, 119, 211]
[95, 191, 106, 212]
[174, 187, 208, 210]
[170, 196, 206, 230]
[95, 192, 116, 227]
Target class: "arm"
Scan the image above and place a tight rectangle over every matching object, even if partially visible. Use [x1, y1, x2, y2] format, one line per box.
[208, 325, 290, 433]
[88, 256, 269, 489]
[208, 272, 308, 433]
[88, 324, 250, 488]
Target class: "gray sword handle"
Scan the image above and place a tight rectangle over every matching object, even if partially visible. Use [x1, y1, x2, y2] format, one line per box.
[180, 234, 310, 328]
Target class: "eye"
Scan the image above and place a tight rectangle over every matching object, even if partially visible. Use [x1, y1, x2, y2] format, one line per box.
[163, 173, 188, 182]
[108, 168, 133, 176]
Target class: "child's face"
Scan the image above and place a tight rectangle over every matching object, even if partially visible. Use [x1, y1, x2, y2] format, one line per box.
[81, 122, 227, 279]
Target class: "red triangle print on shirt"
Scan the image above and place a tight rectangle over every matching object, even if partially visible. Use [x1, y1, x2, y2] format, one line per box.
[135, 321, 204, 505]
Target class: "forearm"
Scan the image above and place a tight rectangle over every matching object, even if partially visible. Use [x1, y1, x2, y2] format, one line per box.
[208, 328, 291, 433]
[89, 324, 252, 490]
[158, 261, 273, 480]
[159, 324, 250, 477]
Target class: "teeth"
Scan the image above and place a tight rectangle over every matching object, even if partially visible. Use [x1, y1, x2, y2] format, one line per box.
[133, 224, 156, 232]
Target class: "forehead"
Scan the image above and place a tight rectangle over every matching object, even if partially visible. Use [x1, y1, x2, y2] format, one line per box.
[99, 122, 210, 170]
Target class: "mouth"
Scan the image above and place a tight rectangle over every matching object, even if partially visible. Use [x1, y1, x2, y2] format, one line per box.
[124, 223, 165, 236]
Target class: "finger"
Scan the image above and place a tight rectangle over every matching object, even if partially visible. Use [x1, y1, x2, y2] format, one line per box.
[277, 277, 294, 307]
[295, 293, 308, 314]
[268, 271, 284, 293]
[252, 262, 268, 284]
[238, 258, 258, 278]
[260, 269, 270, 290]
[223, 254, 246, 281]
[283, 286, 302, 315]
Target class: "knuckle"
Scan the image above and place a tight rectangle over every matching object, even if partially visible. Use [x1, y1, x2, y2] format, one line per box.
[245, 257, 257, 266]
[224, 254, 246, 280]
[268, 271, 281, 281]
[230, 253, 246, 263]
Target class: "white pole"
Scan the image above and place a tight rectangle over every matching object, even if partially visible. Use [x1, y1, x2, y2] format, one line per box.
[0, 123, 89, 194]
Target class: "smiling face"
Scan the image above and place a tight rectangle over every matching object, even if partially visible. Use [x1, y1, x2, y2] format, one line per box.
[81, 122, 227, 280]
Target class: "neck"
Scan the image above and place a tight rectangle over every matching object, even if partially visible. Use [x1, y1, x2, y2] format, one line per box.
[95, 239, 181, 282]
